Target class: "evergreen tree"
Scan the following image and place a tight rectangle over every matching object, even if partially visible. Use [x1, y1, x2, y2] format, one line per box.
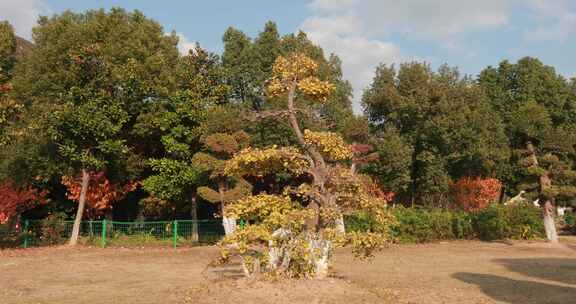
[363, 62, 510, 205]
[10, 8, 179, 245]
[479, 57, 576, 242]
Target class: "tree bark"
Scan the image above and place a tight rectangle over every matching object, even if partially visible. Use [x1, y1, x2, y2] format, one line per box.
[190, 192, 199, 242]
[526, 140, 559, 243]
[218, 181, 236, 236]
[69, 169, 89, 246]
[543, 200, 558, 242]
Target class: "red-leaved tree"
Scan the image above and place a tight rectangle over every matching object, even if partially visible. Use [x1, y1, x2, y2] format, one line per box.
[450, 177, 502, 211]
[61, 172, 138, 218]
[0, 180, 47, 225]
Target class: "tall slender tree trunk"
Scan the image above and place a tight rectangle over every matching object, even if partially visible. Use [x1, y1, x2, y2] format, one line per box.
[218, 182, 236, 236]
[543, 200, 558, 242]
[69, 169, 89, 246]
[526, 140, 559, 243]
[222, 203, 236, 236]
[190, 192, 199, 242]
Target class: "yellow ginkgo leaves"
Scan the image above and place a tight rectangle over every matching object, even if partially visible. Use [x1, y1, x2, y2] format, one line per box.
[266, 53, 334, 102]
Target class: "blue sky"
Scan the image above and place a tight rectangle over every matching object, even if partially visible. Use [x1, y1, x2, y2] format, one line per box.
[2, 0, 576, 112]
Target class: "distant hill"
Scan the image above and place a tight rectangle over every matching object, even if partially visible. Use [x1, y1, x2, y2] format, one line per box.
[15, 36, 33, 58]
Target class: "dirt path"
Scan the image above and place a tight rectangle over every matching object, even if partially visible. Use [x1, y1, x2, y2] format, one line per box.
[1, 239, 576, 303]
[0, 246, 216, 304]
[334, 238, 576, 303]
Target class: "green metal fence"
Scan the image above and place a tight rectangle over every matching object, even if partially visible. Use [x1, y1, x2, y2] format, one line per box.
[19, 219, 224, 248]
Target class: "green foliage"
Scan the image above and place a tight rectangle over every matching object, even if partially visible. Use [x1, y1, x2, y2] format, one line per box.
[474, 205, 544, 240]
[389, 207, 474, 243]
[0, 21, 16, 86]
[347, 205, 544, 243]
[222, 22, 355, 140]
[363, 63, 510, 204]
[142, 159, 199, 200]
[8, 8, 179, 184]
[563, 211, 576, 234]
[479, 57, 576, 205]
[0, 21, 18, 147]
[40, 213, 68, 245]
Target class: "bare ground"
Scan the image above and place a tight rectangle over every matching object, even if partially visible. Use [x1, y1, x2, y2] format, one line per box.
[1, 238, 576, 304]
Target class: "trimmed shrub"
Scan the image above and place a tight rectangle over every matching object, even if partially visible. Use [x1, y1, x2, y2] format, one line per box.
[473, 205, 544, 240]
[346, 204, 544, 244]
[389, 207, 474, 243]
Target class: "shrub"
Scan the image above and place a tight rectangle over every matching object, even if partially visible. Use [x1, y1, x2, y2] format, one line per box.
[346, 204, 543, 243]
[40, 213, 68, 245]
[564, 211, 576, 234]
[388, 207, 474, 243]
[450, 177, 502, 211]
[473, 204, 544, 240]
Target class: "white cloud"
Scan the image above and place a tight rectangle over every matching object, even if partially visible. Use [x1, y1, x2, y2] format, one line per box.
[301, 15, 403, 113]
[308, 0, 358, 12]
[523, 0, 576, 43]
[176, 33, 197, 55]
[302, 0, 513, 113]
[308, 0, 509, 39]
[302, 0, 576, 113]
[0, 0, 49, 39]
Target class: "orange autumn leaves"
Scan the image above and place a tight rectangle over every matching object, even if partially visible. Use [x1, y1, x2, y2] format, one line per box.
[61, 172, 138, 214]
[450, 177, 502, 211]
[0, 180, 47, 224]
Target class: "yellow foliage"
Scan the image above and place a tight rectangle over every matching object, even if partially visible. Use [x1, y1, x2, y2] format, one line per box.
[266, 53, 334, 102]
[224, 146, 310, 177]
[303, 129, 352, 161]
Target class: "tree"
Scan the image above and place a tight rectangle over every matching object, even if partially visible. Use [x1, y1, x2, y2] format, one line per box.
[0, 21, 18, 146]
[0, 180, 47, 226]
[192, 132, 252, 235]
[479, 57, 576, 242]
[363, 63, 510, 205]
[450, 177, 502, 211]
[222, 23, 356, 148]
[61, 171, 137, 219]
[220, 53, 395, 279]
[11, 8, 179, 245]
[140, 45, 236, 240]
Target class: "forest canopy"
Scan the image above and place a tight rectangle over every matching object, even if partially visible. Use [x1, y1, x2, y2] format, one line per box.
[0, 8, 575, 249]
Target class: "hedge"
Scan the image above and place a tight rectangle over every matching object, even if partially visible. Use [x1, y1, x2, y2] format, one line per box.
[346, 204, 544, 244]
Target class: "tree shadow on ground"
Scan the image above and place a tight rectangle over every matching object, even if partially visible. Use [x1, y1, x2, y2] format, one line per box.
[494, 258, 576, 285]
[453, 272, 576, 304]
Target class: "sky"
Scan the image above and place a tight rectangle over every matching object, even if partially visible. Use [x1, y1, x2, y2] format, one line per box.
[1, 0, 576, 113]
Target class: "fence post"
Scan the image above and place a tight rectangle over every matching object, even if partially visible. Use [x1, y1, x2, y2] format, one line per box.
[239, 219, 245, 230]
[101, 219, 107, 248]
[173, 220, 178, 249]
[23, 219, 29, 248]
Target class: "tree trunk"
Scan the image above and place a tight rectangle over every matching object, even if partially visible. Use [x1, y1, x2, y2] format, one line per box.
[190, 193, 199, 242]
[309, 237, 331, 279]
[335, 215, 346, 234]
[526, 140, 559, 243]
[543, 200, 558, 243]
[222, 203, 236, 236]
[69, 169, 89, 246]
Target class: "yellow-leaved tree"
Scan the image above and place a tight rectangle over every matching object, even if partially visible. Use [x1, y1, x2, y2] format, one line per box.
[219, 53, 395, 279]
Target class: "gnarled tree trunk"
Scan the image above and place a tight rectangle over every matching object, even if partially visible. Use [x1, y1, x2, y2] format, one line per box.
[69, 169, 89, 246]
[526, 140, 558, 243]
